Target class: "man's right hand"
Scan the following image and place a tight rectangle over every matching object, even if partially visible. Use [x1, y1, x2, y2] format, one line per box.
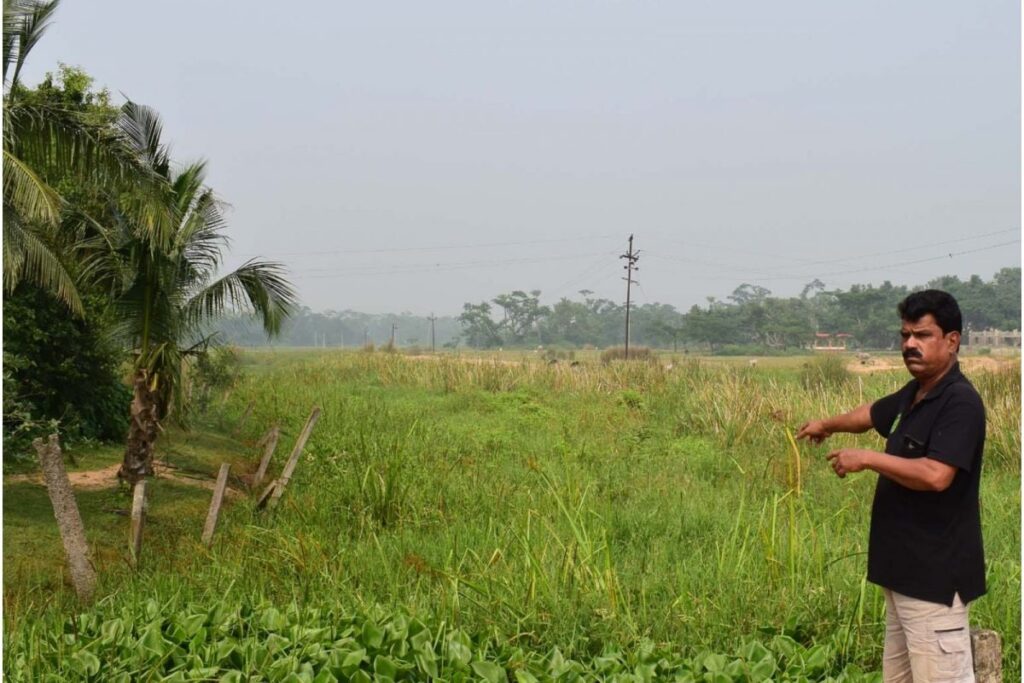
[796, 420, 832, 444]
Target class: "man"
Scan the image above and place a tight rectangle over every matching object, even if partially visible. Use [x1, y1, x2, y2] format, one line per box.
[797, 290, 985, 683]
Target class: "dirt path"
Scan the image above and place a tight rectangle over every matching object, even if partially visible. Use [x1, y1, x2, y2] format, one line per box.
[848, 355, 1013, 374]
[4, 460, 245, 498]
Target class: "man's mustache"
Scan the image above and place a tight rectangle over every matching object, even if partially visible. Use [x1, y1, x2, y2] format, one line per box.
[902, 349, 922, 360]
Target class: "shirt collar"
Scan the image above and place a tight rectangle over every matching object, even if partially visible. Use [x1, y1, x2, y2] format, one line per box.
[913, 360, 964, 403]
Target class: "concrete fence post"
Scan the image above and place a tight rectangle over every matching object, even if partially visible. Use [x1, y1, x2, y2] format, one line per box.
[201, 463, 231, 547]
[129, 480, 147, 569]
[971, 629, 1001, 683]
[33, 435, 96, 603]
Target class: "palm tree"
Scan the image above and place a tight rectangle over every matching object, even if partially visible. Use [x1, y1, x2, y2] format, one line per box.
[96, 102, 296, 484]
[3, 0, 168, 314]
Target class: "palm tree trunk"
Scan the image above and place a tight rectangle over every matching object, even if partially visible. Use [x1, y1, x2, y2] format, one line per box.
[119, 369, 159, 485]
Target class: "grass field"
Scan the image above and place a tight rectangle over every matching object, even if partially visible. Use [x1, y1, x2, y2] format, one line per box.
[4, 350, 1020, 681]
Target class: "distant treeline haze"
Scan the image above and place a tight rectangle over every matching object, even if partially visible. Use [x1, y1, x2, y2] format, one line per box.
[215, 269, 1020, 352]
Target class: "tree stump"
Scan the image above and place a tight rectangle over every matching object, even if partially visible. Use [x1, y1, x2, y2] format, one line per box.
[33, 434, 96, 603]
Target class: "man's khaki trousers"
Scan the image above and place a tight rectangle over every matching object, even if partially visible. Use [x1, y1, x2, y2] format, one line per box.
[883, 589, 974, 683]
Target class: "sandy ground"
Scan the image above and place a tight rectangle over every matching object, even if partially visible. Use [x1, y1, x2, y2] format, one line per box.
[847, 355, 1011, 374]
[4, 460, 244, 498]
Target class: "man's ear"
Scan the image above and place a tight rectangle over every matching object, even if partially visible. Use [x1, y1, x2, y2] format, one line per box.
[948, 330, 961, 353]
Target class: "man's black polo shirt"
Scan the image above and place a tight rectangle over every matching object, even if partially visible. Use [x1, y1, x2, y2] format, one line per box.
[867, 362, 986, 606]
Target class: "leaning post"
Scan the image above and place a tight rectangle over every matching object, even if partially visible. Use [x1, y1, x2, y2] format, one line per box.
[33, 434, 96, 603]
[252, 426, 280, 489]
[201, 464, 231, 547]
[267, 407, 321, 511]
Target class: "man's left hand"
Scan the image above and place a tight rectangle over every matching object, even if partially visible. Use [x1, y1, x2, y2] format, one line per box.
[826, 448, 871, 478]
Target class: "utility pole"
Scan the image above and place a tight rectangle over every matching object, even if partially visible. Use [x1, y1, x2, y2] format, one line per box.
[390, 322, 397, 348]
[364, 327, 368, 347]
[620, 234, 640, 360]
[428, 313, 437, 354]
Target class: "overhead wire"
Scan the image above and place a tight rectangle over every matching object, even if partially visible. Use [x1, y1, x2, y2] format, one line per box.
[238, 233, 621, 259]
[290, 251, 615, 279]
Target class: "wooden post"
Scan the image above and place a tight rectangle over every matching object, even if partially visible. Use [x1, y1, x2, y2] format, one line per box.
[129, 480, 147, 569]
[971, 629, 1002, 683]
[267, 407, 321, 511]
[252, 426, 280, 489]
[33, 435, 96, 603]
[201, 464, 231, 547]
[255, 479, 278, 510]
[232, 402, 255, 436]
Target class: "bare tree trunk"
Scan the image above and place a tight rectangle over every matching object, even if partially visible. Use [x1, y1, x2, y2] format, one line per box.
[120, 369, 160, 485]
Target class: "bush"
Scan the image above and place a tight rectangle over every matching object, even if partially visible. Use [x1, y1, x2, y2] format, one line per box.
[543, 348, 575, 362]
[600, 346, 656, 363]
[2, 286, 130, 455]
[191, 346, 242, 413]
[800, 354, 852, 390]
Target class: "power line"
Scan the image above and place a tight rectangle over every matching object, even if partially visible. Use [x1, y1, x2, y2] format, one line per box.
[702, 239, 1020, 284]
[546, 251, 621, 298]
[290, 251, 614, 279]
[643, 229, 1019, 280]
[736, 227, 1020, 276]
[238, 233, 621, 259]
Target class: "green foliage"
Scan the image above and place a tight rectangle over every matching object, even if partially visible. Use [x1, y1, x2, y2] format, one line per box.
[600, 346, 656, 363]
[799, 355, 852, 391]
[4, 353, 1019, 679]
[2, 285, 129, 454]
[4, 599, 883, 682]
[459, 301, 503, 348]
[193, 346, 242, 392]
[189, 345, 242, 414]
[94, 101, 296, 419]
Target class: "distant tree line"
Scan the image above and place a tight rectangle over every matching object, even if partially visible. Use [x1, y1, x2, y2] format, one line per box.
[213, 309, 464, 349]
[216, 268, 1020, 353]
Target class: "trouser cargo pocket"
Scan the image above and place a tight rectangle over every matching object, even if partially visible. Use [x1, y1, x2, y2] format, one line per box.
[930, 626, 972, 682]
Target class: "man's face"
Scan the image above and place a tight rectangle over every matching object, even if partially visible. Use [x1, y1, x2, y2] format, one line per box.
[900, 314, 959, 380]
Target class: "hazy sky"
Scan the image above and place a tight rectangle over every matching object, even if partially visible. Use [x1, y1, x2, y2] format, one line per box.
[23, 1, 1021, 315]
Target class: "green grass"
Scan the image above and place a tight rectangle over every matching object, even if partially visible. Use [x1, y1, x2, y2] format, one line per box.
[4, 351, 1019, 681]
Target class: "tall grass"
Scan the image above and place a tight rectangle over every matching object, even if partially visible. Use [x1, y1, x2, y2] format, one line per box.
[5, 352, 1020, 679]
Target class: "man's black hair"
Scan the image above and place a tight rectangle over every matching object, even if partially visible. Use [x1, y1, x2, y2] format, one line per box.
[897, 289, 963, 335]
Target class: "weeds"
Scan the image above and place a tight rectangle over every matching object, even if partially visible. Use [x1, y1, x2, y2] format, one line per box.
[4, 351, 1019, 679]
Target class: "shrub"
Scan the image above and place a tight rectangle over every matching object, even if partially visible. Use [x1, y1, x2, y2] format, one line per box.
[2, 287, 131, 455]
[191, 346, 242, 413]
[600, 346, 656, 363]
[542, 348, 575, 362]
[799, 354, 851, 390]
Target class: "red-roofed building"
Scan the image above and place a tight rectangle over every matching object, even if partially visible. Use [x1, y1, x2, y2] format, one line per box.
[813, 332, 852, 351]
